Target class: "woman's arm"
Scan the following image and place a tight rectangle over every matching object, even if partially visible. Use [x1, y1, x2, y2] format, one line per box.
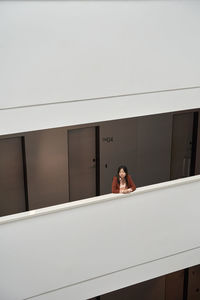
[112, 176, 120, 193]
[127, 175, 136, 192]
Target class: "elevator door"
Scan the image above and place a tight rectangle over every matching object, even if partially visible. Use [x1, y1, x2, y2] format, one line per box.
[170, 112, 194, 180]
[68, 127, 96, 201]
[0, 138, 26, 217]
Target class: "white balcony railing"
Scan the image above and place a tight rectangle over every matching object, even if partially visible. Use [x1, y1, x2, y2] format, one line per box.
[1, 175, 200, 300]
[1, 1, 200, 136]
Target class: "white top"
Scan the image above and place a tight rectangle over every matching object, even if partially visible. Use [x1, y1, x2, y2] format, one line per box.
[119, 179, 127, 193]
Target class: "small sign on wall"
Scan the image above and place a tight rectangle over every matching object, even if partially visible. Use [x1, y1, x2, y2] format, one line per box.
[102, 137, 114, 143]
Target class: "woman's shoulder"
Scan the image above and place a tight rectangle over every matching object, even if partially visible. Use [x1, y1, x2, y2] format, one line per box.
[127, 174, 134, 182]
[112, 176, 119, 183]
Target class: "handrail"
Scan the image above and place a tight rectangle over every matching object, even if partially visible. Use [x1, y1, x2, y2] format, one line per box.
[1, 174, 200, 300]
[1, 174, 200, 225]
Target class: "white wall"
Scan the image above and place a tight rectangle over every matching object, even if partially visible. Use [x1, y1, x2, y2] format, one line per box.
[0, 176, 200, 300]
[0, 1, 200, 135]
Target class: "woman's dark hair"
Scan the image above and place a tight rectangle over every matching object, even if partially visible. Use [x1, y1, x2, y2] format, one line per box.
[116, 165, 128, 186]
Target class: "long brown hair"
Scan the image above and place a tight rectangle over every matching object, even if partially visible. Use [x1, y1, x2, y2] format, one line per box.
[116, 165, 128, 186]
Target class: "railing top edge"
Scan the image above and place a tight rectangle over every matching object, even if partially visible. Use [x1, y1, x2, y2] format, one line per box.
[1, 86, 200, 112]
[1, 174, 200, 225]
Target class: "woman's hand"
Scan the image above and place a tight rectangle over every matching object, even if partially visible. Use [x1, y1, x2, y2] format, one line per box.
[122, 188, 132, 194]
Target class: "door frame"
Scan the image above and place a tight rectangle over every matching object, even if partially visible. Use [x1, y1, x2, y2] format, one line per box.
[67, 125, 100, 201]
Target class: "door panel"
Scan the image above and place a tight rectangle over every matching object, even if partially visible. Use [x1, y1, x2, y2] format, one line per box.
[194, 111, 200, 175]
[101, 276, 165, 300]
[68, 127, 96, 201]
[165, 270, 184, 300]
[100, 118, 137, 195]
[25, 128, 69, 210]
[187, 265, 200, 300]
[0, 138, 26, 216]
[171, 113, 194, 180]
[100, 114, 172, 194]
[137, 114, 172, 187]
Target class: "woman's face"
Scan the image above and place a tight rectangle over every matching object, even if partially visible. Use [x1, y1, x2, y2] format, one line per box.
[119, 168, 126, 179]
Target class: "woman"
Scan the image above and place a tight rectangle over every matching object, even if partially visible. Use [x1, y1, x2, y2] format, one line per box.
[112, 165, 136, 194]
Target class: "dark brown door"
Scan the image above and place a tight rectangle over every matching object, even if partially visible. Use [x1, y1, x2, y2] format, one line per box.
[170, 112, 194, 180]
[68, 127, 96, 201]
[0, 137, 26, 216]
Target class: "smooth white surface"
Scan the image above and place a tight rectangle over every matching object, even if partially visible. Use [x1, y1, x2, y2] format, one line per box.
[0, 176, 200, 300]
[1, 1, 200, 298]
[25, 248, 200, 300]
[1, 0, 200, 136]
[0, 1, 200, 109]
[0, 88, 200, 136]
[1, 175, 200, 225]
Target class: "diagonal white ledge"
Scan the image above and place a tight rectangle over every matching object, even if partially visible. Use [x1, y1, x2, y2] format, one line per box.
[1, 174, 200, 300]
[1, 174, 200, 225]
[0, 88, 200, 136]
